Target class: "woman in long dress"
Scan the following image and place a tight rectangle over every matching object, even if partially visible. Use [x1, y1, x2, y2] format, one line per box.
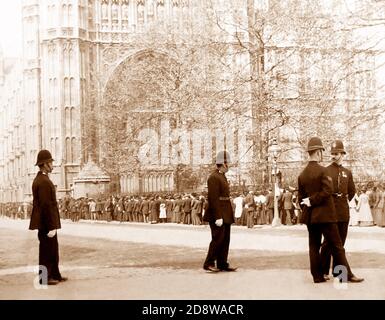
[372, 186, 382, 226]
[376, 187, 385, 227]
[356, 189, 374, 226]
[233, 193, 244, 225]
[159, 198, 167, 223]
[349, 193, 359, 226]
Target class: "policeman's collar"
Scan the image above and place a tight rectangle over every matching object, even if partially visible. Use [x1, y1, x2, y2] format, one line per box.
[39, 171, 48, 175]
[331, 161, 342, 167]
[217, 169, 226, 175]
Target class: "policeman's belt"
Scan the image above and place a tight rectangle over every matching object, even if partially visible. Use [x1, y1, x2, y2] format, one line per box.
[219, 197, 230, 201]
[332, 193, 347, 198]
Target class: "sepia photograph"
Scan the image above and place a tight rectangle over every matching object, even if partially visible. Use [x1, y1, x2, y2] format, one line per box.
[1, 0, 385, 306]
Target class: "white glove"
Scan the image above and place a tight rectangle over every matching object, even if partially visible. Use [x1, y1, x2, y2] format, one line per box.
[300, 198, 311, 207]
[47, 229, 57, 238]
[215, 218, 223, 227]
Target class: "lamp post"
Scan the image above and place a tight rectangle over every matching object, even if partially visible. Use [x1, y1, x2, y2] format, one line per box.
[269, 138, 281, 227]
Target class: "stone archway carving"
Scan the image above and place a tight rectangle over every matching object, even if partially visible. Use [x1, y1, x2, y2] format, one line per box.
[99, 49, 180, 190]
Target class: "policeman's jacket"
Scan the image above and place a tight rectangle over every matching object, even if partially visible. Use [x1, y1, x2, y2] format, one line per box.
[203, 169, 235, 224]
[298, 161, 337, 224]
[29, 171, 61, 231]
[326, 162, 356, 222]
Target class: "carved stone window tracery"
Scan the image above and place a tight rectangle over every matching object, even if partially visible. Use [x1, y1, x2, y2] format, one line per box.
[122, 3, 129, 19]
[111, 3, 119, 19]
[137, 1, 145, 25]
[101, 2, 108, 19]
[101, 1, 109, 30]
[156, 0, 165, 20]
[148, 0, 154, 16]
[172, 0, 179, 24]
[111, 2, 119, 30]
[146, 0, 156, 24]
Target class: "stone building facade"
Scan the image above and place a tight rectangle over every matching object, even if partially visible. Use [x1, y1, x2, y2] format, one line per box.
[0, 0, 256, 201]
[1, 0, 384, 202]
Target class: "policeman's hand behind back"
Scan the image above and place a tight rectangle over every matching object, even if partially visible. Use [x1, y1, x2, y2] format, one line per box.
[47, 229, 57, 238]
[215, 218, 223, 227]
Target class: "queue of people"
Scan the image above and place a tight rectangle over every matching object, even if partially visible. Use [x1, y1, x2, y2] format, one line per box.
[1, 147, 382, 286]
[233, 188, 301, 228]
[0, 189, 298, 227]
[56, 193, 207, 225]
[2, 183, 385, 228]
[0, 201, 32, 220]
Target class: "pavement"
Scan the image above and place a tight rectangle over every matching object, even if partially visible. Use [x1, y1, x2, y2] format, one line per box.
[1, 218, 385, 300]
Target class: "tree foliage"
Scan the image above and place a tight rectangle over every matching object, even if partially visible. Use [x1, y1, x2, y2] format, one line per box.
[85, 0, 385, 191]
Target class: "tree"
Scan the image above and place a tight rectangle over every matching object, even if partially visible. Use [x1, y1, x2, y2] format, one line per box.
[207, 0, 385, 184]
[97, 17, 246, 192]
[83, 0, 385, 191]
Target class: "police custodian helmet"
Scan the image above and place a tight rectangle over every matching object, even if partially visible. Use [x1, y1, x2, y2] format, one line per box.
[330, 140, 346, 154]
[215, 150, 231, 165]
[306, 137, 325, 152]
[35, 149, 54, 166]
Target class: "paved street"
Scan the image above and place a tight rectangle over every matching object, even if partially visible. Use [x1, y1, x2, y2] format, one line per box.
[1, 218, 385, 299]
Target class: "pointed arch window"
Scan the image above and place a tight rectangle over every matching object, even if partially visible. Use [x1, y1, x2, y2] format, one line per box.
[48, 79, 53, 107]
[55, 107, 60, 136]
[62, 4, 68, 25]
[70, 77, 76, 106]
[50, 138, 55, 161]
[53, 78, 58, 107]
[69, 48, 75, 75]
[66, 137, 71, 162]
[64, 78, 70, 106]
[65, 107, 71, 136]
[55, 137, 60, 161]
[70, 107, 76, 134]
[68, 4, 73, 25]
[71, 137, 77, 163]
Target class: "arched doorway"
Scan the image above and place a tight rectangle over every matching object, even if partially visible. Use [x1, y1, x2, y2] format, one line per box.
[99, 50, 179, 193]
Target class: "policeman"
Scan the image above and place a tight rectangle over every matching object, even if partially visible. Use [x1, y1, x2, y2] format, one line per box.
[298, 137, 362, 283]
[29, 150, 67, 285]
[203, 151, 237, 272]
[320, 140, 362, 279]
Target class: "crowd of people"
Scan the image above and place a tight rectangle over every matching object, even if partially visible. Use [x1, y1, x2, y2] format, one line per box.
[1, 181, 384, 228]
[0, 201, 31, 220]
[349, 183, 385, 227]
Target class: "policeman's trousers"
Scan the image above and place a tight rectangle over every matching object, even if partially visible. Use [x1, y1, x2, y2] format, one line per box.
[38, 230, 61, 280]
[307, 223, 353, 281]
[204, 223, 231, 270]
[320, 221, 349, 276]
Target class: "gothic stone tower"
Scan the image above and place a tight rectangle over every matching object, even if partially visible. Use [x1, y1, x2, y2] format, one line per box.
[21, 0, 253, 197]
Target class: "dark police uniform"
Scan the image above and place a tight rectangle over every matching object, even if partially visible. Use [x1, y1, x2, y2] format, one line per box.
[320, 162, 356, 275]
[298, 160, 354, 282]
[203, 169, 235, 270]
[29, 171, 63, 281]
